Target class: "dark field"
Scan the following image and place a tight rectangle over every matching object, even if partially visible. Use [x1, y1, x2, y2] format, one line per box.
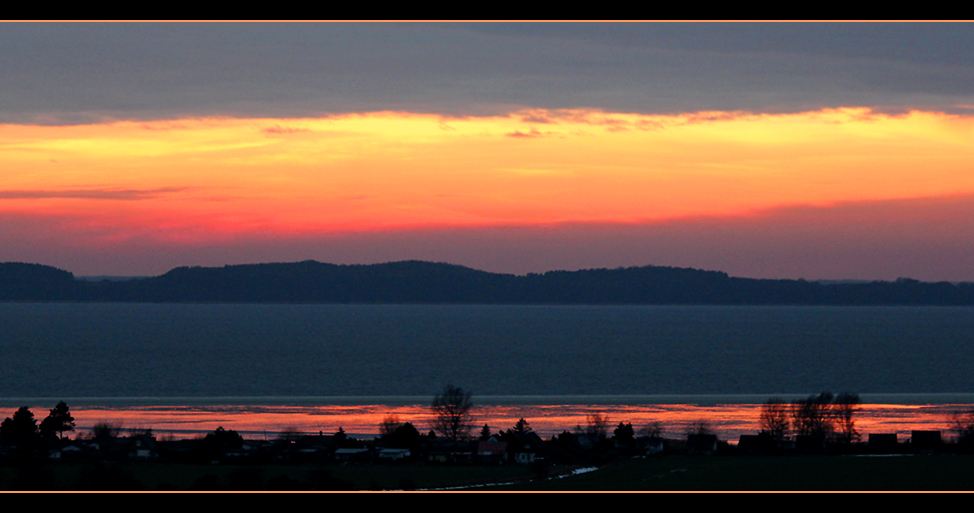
[3, 455, 973, 491]
[500, 455, 974, 491]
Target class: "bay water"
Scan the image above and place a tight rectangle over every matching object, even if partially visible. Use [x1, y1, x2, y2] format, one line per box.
[1, 303, 972, 438]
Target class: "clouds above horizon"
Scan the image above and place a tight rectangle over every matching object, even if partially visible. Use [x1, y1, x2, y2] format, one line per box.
[3, 108, 971, 235]
[3, 23, 974, 124]
[3, 22, 974, 280]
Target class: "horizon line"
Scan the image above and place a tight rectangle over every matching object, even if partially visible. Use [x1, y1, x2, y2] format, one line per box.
[55, 259, 964, 285]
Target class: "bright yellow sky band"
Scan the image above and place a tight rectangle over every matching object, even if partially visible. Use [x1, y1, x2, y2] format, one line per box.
[1, 107, 972, 243]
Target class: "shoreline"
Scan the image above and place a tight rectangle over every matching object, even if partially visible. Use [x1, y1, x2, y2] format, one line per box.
[3, 393, 974, 407]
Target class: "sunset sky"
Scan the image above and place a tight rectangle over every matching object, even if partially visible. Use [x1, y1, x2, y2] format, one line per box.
[3, 22, 974, 280]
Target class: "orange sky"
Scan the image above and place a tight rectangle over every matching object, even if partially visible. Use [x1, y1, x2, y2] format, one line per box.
[2, 107, 972, 244]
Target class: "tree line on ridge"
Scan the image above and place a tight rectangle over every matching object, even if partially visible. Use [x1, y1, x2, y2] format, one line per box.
[3, 260, 974, 305]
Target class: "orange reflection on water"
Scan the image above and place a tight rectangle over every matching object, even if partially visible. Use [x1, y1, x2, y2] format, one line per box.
[47, 402, 966, 442]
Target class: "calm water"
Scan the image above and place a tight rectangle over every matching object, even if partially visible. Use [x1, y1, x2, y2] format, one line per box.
[1, 303, 972, 438]
[1, 303, 972, 397]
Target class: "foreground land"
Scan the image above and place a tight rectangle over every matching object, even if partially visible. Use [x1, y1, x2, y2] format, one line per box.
[500, 455, 974, 491]
[3, 455, 974, 491]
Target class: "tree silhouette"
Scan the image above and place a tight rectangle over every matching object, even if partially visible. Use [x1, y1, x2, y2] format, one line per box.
[334, 426, 349, 447]
[685, 420, 714, 437]
[573, 413, 613, 453]
[90, 422, 122, 443]
[430, 384, 474, 440]
[613, 422, 635, 449]
[512, 418, 532, 439]
[0, 406, 39, 448]
[380, 415, 403, 438]
[575, 413, 610, 439]
[40, 401, 75, 441]
[641, 421, 664, 439]
[760, 397, 790, 442]
[206, 426, 244, 449]
[554, 430, 577, 450]
[952, 410, 974, 447]
[392, 422, 421, 448]
[378, 417, 421, 449]
[833, 392, 861, 444]
[791, 392, 835, 438]
[276, 426, 302, 443]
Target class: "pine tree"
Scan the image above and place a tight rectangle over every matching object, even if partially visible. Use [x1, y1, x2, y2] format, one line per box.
[0, 406, 40, 451]
[40, 401, 75, 441]
[512, 418, 532, 439]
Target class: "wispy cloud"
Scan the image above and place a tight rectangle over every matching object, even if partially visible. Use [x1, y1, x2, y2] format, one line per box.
[0, 187, 189, 200]
[522, 109, 665, 131]
[139, 122, 190, 131]
[262, 125, 311, 135]
[517, 110, 555, 124]
[505, 128, 553, 139]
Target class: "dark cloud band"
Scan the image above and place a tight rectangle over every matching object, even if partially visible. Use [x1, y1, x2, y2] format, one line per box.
[2, 23, 973, 124]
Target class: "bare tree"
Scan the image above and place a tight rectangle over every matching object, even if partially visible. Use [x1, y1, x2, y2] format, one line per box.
[430, 384, 474, 440]
[951, 410, 974, 446]
[641, 421, 664, 439]
[685, 420, 714, 437]
[575, 413, 610, 439]
[89, 421, 123, 442]
[760, 397, 790, 442]
[126, 425, 154, 438]
[380, 415, 403, 437]
[833, 392, 861, 444]
[791, 392, 835, 439]
[276, 426, 302, 442]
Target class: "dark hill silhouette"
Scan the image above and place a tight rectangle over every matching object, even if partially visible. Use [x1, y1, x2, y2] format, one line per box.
[0, 262, 78, 300]
[115, 260, 512, 303]
[2, 260, 974, 305]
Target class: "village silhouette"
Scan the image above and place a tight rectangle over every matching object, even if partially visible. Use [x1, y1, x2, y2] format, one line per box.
[1, 385, 973, 491]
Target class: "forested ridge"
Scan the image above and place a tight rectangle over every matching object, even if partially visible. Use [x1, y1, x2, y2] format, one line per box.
[2, 260, 973, 305]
